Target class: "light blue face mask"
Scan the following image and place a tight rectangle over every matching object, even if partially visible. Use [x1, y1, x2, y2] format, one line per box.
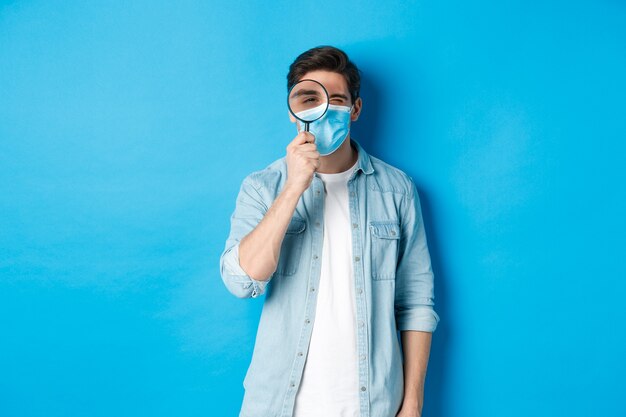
[295, 103, 353, 156]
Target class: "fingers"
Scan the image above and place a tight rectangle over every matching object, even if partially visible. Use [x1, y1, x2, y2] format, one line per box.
[287, 132, 318, 156]
[304, 157, 321, 170]
[299, 150, 321, 159]
[299, 142, 318, 152]
[294, 131, 315, 146]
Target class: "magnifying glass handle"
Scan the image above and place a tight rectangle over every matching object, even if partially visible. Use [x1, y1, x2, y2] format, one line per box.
[304, 122, 310, 132]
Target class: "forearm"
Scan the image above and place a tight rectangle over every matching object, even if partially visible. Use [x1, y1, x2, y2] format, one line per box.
[400, 330, 432, 413]
[238, 183, 302, 281]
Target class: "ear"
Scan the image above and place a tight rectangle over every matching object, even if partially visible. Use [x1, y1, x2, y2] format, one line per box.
[351, 97, 363, 122]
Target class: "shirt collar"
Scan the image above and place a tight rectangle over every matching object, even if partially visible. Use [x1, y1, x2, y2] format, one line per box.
[350, 137, 374, 175]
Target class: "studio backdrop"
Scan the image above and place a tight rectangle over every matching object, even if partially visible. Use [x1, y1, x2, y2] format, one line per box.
[1, 1, 625, 416]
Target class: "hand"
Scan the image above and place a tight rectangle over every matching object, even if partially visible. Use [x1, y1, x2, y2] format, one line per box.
[395, 403, 420, 417]
[284, 131, 321, 195]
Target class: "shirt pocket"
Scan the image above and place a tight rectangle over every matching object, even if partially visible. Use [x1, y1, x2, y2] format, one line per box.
[275, 216, 307, 276]
[369, 220, 401, 280]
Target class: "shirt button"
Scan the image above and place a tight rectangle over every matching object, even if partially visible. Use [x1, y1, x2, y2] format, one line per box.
[298, 352, 303, 356]
[360, 354, 366, 361]
[359, 321, 364, 327]
[390, 230, 396, 235]
[313, 254, 318, 260]
[315, 221, 320, 227]
[291, 382, 296, 387]
[305, 319, 310, 324]
[354, 256, 360, 262]
[352, 223, 358, 228]
[350, 192, 355, 197]
[361, 386, 366, 391]
[310, 287, 315, 292]
[316, 190, 320, 195]
[357, 288, 363, 294]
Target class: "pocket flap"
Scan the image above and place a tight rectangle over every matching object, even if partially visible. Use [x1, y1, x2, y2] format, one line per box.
[369, 221, 400, 239]
[286, 217, 307, 234]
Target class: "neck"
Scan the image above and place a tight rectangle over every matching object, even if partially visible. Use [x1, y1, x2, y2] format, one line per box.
[317, 136, 358, 174]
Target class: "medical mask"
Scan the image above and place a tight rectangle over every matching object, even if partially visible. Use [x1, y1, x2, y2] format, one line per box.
[296, 103, 353, 156]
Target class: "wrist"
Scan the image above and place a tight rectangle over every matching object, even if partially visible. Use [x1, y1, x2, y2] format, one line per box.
[402, 390, 423, 409]
[282, 182, 303, 199]
[402, 397, 419, 407]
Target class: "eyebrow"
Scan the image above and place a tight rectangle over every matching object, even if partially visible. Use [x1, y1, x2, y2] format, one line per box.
[329, 93, 349, 100]
[290, 89, 322, 99]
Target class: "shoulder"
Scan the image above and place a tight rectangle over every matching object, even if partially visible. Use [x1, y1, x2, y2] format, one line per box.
[241, 155, 288, 194]
[368, 154, 416, 199]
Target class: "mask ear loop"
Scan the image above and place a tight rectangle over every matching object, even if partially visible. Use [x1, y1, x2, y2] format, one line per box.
[349, 94, 358, 115]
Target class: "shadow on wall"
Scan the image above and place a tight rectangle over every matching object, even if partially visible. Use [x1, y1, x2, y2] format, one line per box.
[352, 69, 452, 417]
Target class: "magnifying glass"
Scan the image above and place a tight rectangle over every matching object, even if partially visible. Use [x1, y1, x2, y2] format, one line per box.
[287, 79, 330, 133]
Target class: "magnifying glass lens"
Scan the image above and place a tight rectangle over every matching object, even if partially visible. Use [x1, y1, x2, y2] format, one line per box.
[288, 79, 329, 123]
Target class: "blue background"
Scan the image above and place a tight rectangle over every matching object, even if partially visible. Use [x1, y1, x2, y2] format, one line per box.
[1, 1, 625, 416]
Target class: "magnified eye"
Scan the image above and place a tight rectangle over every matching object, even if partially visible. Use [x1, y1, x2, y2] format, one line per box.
[302, 98, 320, 106]
[288, 79, 329, 119]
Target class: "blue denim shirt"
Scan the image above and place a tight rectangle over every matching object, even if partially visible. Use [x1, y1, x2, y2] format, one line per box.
[219, 138, 440, 417]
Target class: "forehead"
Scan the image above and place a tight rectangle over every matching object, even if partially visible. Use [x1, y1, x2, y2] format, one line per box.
[298, 70, 349, 94]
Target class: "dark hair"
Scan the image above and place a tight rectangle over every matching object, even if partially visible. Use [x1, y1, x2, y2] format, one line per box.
[287, 45, 361, 103]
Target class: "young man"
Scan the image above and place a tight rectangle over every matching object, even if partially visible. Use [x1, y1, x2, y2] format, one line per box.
[219, 46, 440, 417]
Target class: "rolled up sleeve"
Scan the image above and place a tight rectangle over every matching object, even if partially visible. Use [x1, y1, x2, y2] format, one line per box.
[219, 177, 273, 299]
[394, 178, 440, 332]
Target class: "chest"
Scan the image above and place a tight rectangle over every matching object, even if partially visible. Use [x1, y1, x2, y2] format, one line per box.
[275, 176, 405, 281]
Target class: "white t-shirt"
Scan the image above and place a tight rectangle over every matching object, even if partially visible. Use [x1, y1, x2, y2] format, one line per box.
[293, 158, 360, 417]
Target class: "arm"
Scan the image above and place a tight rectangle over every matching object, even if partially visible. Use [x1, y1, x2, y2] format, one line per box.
[239, 181, 303, 281]
[398, 330, 432, 416]
[220, 131, 318, 299]
[219, 177, 302, 298]
[394, 178, 440, 413]
[394, 178, 440, 332]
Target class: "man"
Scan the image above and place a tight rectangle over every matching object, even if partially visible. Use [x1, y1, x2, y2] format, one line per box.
[219, 46, 440, 417]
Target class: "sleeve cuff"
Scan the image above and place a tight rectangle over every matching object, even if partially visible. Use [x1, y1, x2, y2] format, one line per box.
[396, 306, 440, 332]
[222, 242, 269, 298]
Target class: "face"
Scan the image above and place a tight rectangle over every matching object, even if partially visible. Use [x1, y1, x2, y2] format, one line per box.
[288, 70, 362, 126]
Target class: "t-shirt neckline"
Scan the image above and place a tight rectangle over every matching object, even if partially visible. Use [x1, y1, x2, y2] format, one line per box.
[316, 158, 359, 183]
